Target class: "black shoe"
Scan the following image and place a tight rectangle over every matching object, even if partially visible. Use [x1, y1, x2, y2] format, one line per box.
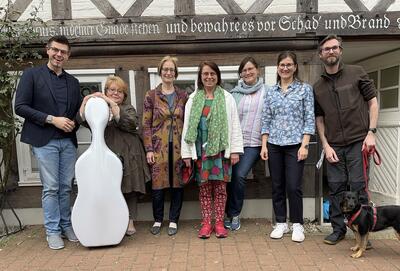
[366, 240, 373, 250]
[167, 226, 178, 236]
[150, 224, 161, 235]
[324, 232, 345, 245]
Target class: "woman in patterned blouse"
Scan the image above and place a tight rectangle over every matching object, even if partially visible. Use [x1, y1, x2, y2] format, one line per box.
[260, 51, 315, 243]
[142, 56, 188, 236]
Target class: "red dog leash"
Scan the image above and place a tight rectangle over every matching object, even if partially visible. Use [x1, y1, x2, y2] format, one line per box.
[362, 147, 382, 200]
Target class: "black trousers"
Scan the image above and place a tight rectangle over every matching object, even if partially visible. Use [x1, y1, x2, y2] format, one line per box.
[326, 140, 368, 235]
[152, 142, 184, 223]
[268, 143, 304, 224]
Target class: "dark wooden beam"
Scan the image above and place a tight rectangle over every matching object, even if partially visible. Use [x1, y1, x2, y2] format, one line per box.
[89, 0, 120, 18]
[7, 0, 34, 21]
[344, 0, 368, 12]
[215, 0, 244, 14]
[247, 0, 273, 14]
[175, 0, 195, 15]
[51, 0, 72, 20]
[371, 0, 395, 12]
[124, 0, 154, 17]
[297, 0, 318, 13]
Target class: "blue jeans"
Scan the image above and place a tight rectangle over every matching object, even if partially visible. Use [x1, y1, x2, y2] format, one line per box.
[32, 138, 77, 236]
[226, 147, 261, 217]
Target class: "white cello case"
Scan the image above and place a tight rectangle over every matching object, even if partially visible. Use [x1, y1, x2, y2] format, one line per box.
[72, 97, 129, 247]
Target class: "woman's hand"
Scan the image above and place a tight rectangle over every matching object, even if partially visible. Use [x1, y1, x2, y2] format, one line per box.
[183, 158, 192, 167]
[297, 146, 309, 161]
[79, 93, 102, 119]
[230, 153, 240, 165]
[146, 152, 155, 165]
[260, 146, 268, 160]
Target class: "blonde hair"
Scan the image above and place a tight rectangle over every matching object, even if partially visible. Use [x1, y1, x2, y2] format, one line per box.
[104, 75, 128, 101]
[158, 55, 179, 78]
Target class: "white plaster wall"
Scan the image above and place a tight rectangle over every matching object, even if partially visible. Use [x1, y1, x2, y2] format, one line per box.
[18, 0, 51, 21]
[195, 0, 227, 15]
[318, 0, 352, 13]
[142, 0, 174, 16]
[108, 0, 137, 16]
[71, 0, 105, 19]
[264, 0, 296, 14]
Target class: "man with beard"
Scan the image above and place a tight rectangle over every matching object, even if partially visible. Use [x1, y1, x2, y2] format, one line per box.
[15, 36, 82, 249]
[313, 35, 379, 245]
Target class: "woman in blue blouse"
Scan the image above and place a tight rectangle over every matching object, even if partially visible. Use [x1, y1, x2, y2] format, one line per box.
[260, 51, 315, 242]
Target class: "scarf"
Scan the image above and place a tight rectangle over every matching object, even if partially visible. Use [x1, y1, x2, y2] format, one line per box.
[230, 78, 264, 105]
[184, 86, 229, 157]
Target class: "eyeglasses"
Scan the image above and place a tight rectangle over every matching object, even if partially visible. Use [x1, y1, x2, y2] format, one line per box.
[48, 46, 69, 55]
[201, 72, 217, 77]
[321, 45, 341, 53]
[107, 88, 124, 95]
[278, 63, 295, 69]
[161, 68, 175, 73]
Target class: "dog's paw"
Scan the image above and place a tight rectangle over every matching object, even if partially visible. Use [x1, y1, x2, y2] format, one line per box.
[350, 246, 359, 251]
[351, 250, 363, 258]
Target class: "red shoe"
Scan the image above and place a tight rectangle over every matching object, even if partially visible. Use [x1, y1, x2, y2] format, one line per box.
[215, 222, 228, 238]
[198, 223, 213, 239]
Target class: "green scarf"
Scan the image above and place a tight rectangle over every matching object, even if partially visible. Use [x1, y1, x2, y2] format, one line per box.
[184, 86, 229, 157]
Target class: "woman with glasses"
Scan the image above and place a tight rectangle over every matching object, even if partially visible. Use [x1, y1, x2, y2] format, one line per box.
[181, 61, 243, 239]
[225, 56, 268, 231]
[260, 51, 315, 242]
[142, 56, 188, 236]
[78, 75, 150, 236]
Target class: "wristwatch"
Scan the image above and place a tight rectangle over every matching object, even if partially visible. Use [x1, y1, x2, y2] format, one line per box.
[368, 128, 377, 133]
[46, 115, 53, 124]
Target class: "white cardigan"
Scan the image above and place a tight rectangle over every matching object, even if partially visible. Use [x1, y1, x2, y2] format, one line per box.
[181, 89, 244, 160]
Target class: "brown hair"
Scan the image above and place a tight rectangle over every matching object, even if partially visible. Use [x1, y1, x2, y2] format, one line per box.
[158, 55, 179, 78]
[276, 51, 300, 83]
[318, 34, 343, 52]
[238, 56, 259, 75]
[197, 61, 222, 89]
[104, 75, 128, 101]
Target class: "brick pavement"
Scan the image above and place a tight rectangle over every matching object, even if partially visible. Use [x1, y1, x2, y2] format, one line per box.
[0, 219, 399, 271]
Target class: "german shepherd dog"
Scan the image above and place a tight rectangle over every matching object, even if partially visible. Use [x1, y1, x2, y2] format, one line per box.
[340, 191, 400, 258]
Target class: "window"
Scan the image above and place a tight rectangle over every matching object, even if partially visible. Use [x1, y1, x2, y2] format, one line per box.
[368, 65, 400, 110]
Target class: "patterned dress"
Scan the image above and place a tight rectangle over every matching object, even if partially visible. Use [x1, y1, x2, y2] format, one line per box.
[195, 99, 232, 184]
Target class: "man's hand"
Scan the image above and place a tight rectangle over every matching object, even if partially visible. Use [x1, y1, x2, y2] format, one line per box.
[324, 144, 339, 163]
[362, 132, 376, 152]
[52, 117, 75, 132]
[146, 152, 155, 165]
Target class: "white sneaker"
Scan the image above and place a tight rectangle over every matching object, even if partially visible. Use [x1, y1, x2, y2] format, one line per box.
[291, 223, 305, 242]
[270, 223, 289, 239]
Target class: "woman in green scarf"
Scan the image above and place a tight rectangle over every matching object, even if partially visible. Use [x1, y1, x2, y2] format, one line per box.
[181, 61, 244, 239]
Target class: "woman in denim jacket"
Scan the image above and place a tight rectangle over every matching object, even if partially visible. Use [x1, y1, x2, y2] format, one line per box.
[260, 51, 315, 242]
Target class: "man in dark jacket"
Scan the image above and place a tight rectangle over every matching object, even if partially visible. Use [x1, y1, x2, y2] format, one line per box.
[15, 36, 82, 250]
[313, 35, 379, 245]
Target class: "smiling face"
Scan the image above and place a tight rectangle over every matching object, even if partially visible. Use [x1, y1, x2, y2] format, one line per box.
[105, 82, 125, 105]
[319, 38, 342, 67]
[277, 56, 297, 82]
[240, 61, 259, 86]
[201, 65, 218, 91]
[46, 41, 70, 72]
[160, 60, 176, 85]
